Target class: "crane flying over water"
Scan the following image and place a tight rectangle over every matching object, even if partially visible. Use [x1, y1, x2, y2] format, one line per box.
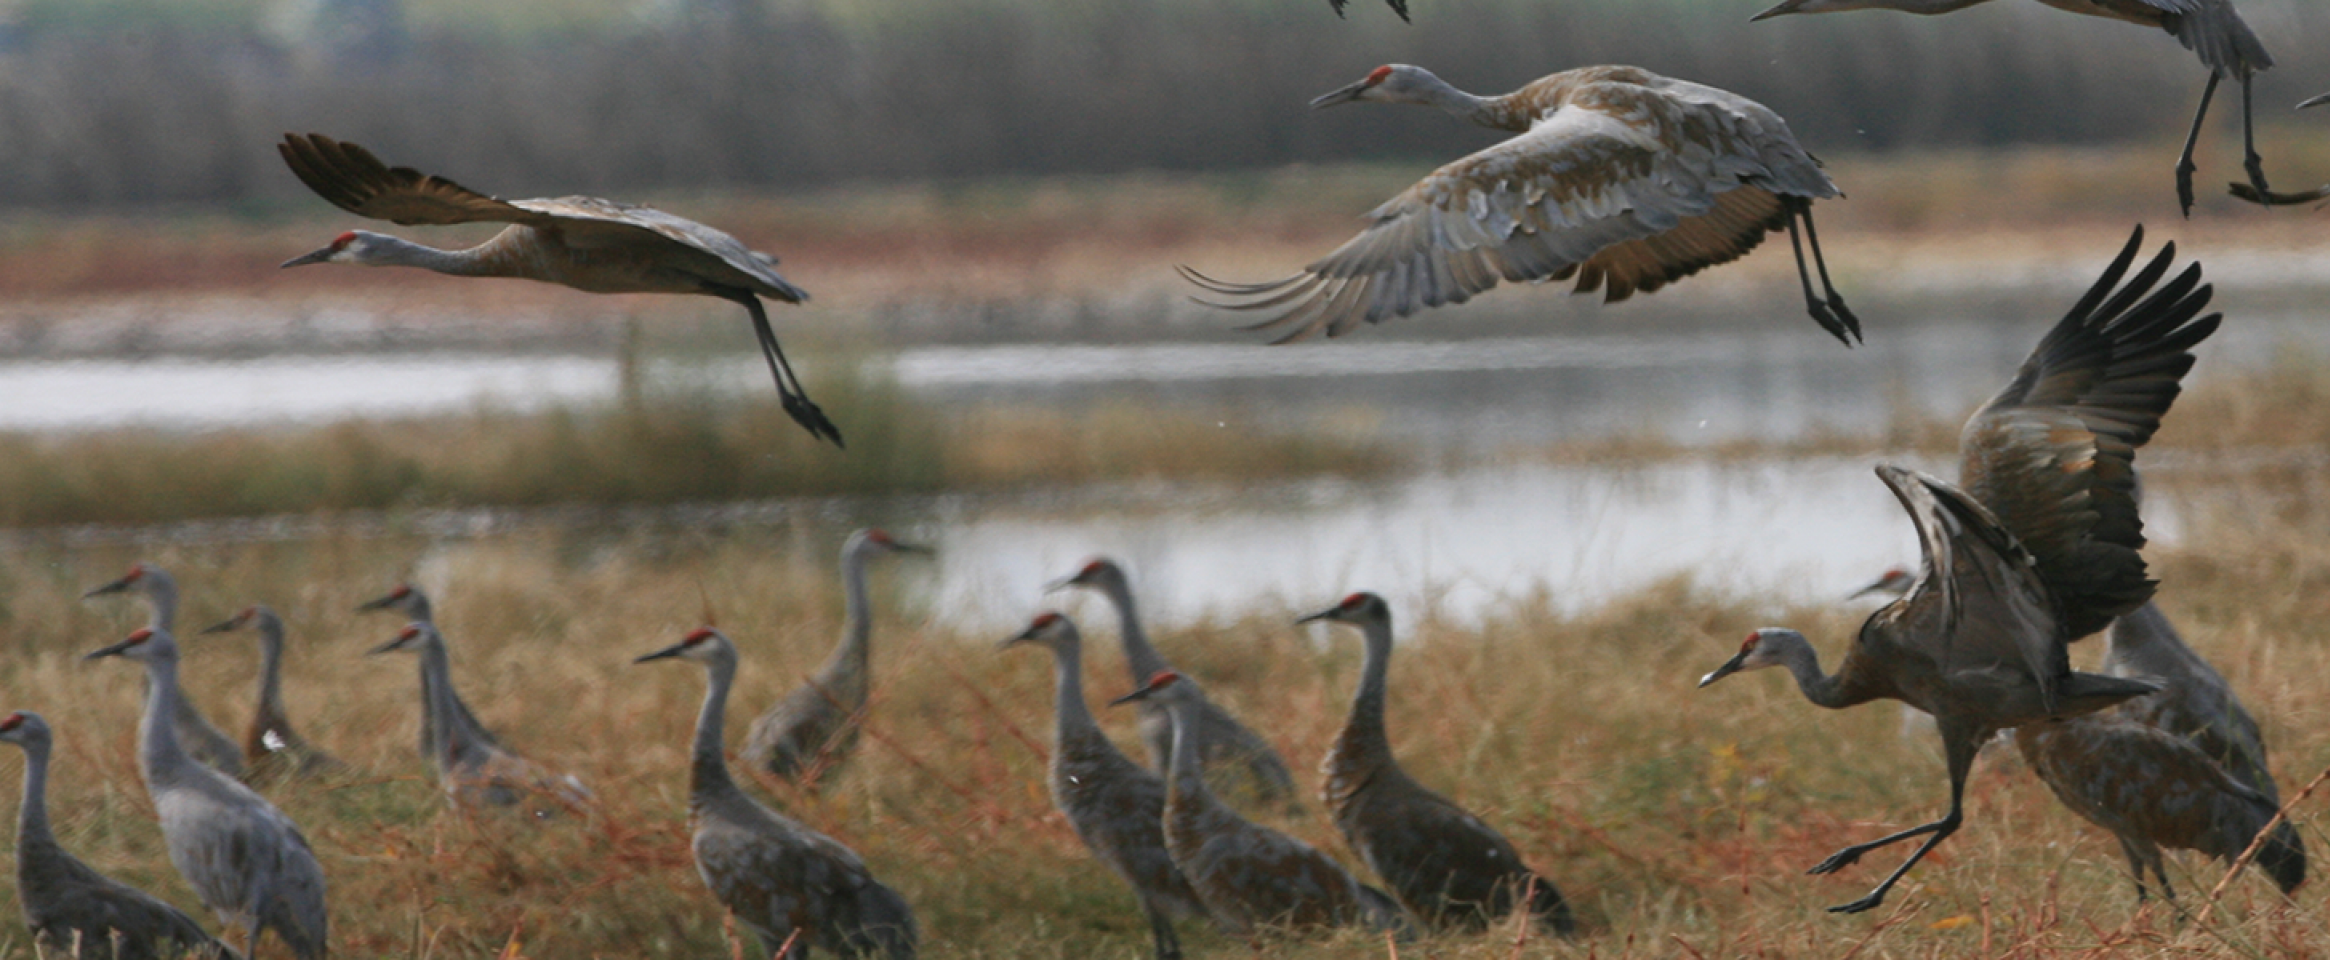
[1183, 64, 1859, 347]
[275, 133, 841, 447]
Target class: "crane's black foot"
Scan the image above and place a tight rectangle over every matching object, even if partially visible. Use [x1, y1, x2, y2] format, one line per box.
[783, 393, 846, 449]
[1826, 892, 1888, 915]
[1807, 847, 1866, 875]
[2175, 161, 2198, 219]
[2229, 181, 2330, 206]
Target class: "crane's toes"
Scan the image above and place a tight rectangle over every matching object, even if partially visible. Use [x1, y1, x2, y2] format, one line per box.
[783, 395, 846, 450]
[1807, 302, 1855, 348]
[1806, 849, 1864, 875]
[2175, 165, 2197, 219]
[2228, 181, 2330, 206]
[1826, 893, 1887, 915]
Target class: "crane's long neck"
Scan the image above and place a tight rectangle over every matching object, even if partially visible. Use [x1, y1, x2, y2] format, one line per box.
[143, 574, 178, 631]
[1161, 698, 1221, 817]
[826, 545, 878, 679]
[139, 654, 200, 786]
[417, 637, 463, 771]
[1777, 640, 1852, 709]
[367, 234, 526, 279]
[256, 613, 289, 722]
[1101, 579, 1171, 683]
[14, 736, 54, 852]
[1044, 639, 1104, 749]
[1333, 619, 1397, 775]
[691, 653, 742, 806]
[1408, 74, 1518, 132]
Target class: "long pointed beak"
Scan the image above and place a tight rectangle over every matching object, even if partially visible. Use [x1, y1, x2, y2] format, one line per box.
[1698, 649, 1752, 689]
[1749, 0, 1804, 21]
[1310, 80, 1372, 110]
[84, 638, 138, 661]
[280, 246, 336, 269]
[634, 643, 688, 664]
[354, 594, 399, 613]
[1106, 687, 1155, 708]
[1295, 605, 1340, 625]
[1043, 575, 1081, 594]
[1845, 579, 1892, 601]
[82, 578, 133, 599]
[2302, 92, 2330, 110]
[891, 541, 935, 557]
[366, 637, 412, 657]
[197, 618, 239, 635]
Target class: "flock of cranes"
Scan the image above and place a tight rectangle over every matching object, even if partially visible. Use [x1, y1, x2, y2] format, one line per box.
[8, 0, 2329, 955]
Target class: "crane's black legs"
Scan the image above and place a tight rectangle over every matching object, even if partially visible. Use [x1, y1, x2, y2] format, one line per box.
[1806, 730, 1975, 914]
[2227, 75, 2330, 205]
[716, 288, 845, 449]
[1145, 903, 1182, 960]
[2174, 73, 2218, 217]
[1785, 202, 1860, 347]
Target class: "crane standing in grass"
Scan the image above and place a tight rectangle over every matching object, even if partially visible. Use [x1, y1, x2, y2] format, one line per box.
[1699, 226, 2220, 913]
[275, 133, 840, 447]
[743, 529, 931, 787]
[199, 606, 348, 782]
[86, 629, 329, 960]
[1183, 64, 1858, 346]
[1050, 558, 1301, 809]
[1298, 593, 1575, 934]
[370, 624, 592, 818]
[3, 711, 243, 960]
[1750, 0, 2284, 216]
[1001, 613, 1212, 960]
[1110, 671, 1407, 939]
[637, 627, 918, 960]
[84, 565, 247, 780]
[356, 582, 502, 760]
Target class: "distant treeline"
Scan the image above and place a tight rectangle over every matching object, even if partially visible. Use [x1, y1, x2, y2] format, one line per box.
[0, 0, 2322, 208]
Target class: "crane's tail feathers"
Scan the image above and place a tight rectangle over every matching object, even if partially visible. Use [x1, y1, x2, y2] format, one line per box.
[2255, 819, 2308, 895]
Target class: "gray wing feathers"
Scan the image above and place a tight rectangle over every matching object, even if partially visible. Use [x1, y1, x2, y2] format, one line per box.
[2154, 0, 2273, 76]
[1876, 464, 2065, 704]
[511, 197, 807, 302]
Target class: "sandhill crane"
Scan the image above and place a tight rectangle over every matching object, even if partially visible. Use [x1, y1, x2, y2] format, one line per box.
[275, 133, 840, 447]
[2016, 713, 2304, 899]
[1108, 671, 1406, 939]
[83, 565, 247, 780]
[2, 711, 242, 960]
[355, 582, 501, 758]
[198, 606, 348, 782]
[1698, 225, 2220, 913]
[1298, 593, 1575, 934]
[1050, 558, 1301, 809]
[1752, 0, 2282, 216]
[1001, 613, 1211, 960]
[743, 529, 930, 787]
[636, 627, 918, 959]
[370, 624, 591, 818]
[85, 629, 329, 960]
[1183, 64, 1858, 346]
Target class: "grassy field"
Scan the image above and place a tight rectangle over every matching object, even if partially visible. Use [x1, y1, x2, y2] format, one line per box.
[0, 437, 2323, 959]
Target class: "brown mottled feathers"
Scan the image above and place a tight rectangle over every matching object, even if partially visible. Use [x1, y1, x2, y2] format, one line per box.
[279, 133, 546, 228]
[1959, 226, 2220, 641]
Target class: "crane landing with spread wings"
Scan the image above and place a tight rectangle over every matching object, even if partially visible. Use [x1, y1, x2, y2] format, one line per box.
[1183, 64, 1858, 346]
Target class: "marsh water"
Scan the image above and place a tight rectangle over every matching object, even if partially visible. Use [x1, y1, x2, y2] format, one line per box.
[3, 296, 2313, 629]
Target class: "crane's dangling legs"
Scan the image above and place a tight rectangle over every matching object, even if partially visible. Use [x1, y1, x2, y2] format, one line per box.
[714, 287, 845, 449]
[2174, 73, 2221, 217]
[1805, 726, 1977, 914]
[1785, 203, 1859, 348]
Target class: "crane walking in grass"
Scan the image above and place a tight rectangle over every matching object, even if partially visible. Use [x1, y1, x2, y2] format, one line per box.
[370, 624, 591, 818]
[86, 629, 329, 960]
[356, 582, 502, 762]
[1751, 0, 2284, 216]
[1699, 225, 2219, 914]
[1183, 64, 1858, 346]
[1001, 613, 1213, 960]
[199, 606, 348, 782]
[637, 627, 919, 960]
[744, 529, 931, 788]
[1049, 558, 1301, 808]
[84, 565, 247, 780]
[275, 133, 841, 447]
[1109, 671, 1408, 939]
[1298, 593, 1576, 934]
[3, 711, 243, 960]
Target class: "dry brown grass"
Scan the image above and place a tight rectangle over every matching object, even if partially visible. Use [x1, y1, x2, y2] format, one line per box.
[0, 442, 2324, 958]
